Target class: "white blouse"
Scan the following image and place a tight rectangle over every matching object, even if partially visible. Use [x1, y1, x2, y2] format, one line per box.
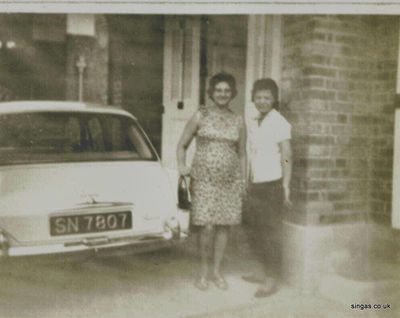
[248, 109, 291, 183]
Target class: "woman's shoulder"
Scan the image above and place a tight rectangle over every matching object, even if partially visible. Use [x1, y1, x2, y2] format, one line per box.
[190, 105, 207, 119]
[271, 109, 291, 128]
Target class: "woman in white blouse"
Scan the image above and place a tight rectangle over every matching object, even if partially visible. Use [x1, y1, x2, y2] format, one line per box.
[243, 78, 292, 298]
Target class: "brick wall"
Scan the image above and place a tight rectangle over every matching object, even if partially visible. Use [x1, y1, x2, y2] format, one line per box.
[370, 16, 398, 224]
[281, 15, 397, 224]
[281, 16, 316, 222]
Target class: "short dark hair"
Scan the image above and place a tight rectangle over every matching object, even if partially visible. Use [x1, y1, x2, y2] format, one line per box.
[251, 78, 280, 110]
[207, 72, 238, 101]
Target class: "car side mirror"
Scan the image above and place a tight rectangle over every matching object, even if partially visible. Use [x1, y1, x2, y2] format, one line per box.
[177, 175, 191, 210]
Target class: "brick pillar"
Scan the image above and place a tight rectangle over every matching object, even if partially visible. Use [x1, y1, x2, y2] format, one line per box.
[372, 16, 398, 225]
[281, 16, 397, 224]
[66, 15, 109, 105]
[279, 16, 398, 294]
[281, 16, 331, 224]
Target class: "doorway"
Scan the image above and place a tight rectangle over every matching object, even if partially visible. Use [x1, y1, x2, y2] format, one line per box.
[200, 15, 248, 114]
[109, 15, 164, 156]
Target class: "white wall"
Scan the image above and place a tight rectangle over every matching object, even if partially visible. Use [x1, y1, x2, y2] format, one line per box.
[392, 109, 400, 228]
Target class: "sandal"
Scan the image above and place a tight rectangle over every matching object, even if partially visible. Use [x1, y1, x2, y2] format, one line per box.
[211, 274, 228, 290]
[194, 276, 209, 291]
[241, 274, 264, 284]
[254, 285, 279, 298]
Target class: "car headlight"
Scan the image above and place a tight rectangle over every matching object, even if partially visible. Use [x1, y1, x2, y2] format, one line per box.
[0, 229, 9, 256]
[163, 217, 180, 240]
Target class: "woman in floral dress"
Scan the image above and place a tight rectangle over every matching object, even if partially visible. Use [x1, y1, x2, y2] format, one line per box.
[176, 72, 247, 291]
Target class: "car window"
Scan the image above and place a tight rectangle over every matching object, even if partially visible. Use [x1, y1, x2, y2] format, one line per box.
[0, 111, 157, 165]
[88, 117, 105, 152]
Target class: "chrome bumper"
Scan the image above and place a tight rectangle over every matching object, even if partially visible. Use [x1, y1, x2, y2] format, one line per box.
[2, 231, 188, 258]
[0, 212, 190, 258]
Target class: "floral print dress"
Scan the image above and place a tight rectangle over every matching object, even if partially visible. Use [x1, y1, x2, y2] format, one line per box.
[190, 107, 243, 226]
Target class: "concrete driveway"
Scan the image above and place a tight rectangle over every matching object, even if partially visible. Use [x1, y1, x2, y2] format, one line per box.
[0, 240, 382, 318]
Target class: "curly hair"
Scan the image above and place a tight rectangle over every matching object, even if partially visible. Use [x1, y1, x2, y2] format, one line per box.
[251, 78, 280, 110]
[207, 72, 237, 101]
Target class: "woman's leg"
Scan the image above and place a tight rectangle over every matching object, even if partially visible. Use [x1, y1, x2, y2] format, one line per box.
[243, 183, 268, 281]
[261, 181, 283, 281]
[255, 181, 283, 297]
[198, 224, 214, 278]
[213, 225, 229, 276]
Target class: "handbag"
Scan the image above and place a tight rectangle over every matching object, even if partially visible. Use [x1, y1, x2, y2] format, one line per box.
[177, 175, 191, 210]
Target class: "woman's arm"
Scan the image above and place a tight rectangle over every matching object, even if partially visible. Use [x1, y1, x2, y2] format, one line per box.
[176, 111, 201, 176]
[279, 139, 292, 207]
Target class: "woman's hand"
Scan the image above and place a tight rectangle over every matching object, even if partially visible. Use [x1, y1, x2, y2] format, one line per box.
[178, 165, 191, 176]
[283, 186, 293, 209]
[279, 140, 293, 210]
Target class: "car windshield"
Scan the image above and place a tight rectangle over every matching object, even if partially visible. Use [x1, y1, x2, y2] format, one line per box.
[0, 111, 157, 165]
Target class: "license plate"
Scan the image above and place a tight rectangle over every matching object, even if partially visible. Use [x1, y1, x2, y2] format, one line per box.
[50, 211, 132, 236]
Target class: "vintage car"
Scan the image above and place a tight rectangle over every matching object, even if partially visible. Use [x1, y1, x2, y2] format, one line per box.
[0, 101, 189, 259]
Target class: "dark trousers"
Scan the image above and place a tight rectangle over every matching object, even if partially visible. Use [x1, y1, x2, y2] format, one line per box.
[246, 179, 283, 279]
